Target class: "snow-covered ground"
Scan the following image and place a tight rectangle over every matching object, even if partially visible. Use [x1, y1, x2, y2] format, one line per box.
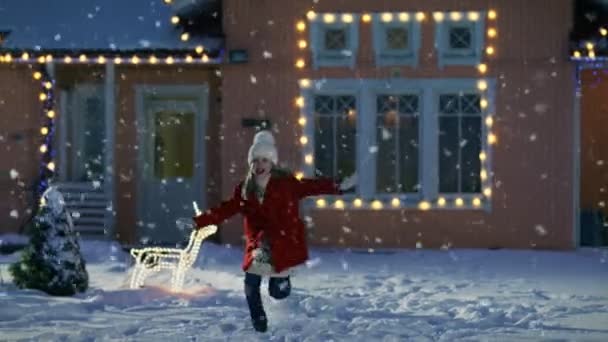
[1, 235, 608, 341]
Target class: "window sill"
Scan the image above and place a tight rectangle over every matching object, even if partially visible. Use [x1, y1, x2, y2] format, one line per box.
[302, 194, 490, 211]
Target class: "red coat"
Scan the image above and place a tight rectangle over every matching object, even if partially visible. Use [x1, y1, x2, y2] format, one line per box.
[194, 175, 341, 273]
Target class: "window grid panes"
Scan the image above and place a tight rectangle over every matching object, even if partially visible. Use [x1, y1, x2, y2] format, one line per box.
[438, 93, 482, 193]
[449, 26, 472, 49]
[313, 95, 357, 192]
[375, 94, 420, 194]
[386, 27, 409, 50]
[324, 28, 347, 51]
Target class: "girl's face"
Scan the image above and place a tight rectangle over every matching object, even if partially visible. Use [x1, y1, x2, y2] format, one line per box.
[252, 157, 272, 177]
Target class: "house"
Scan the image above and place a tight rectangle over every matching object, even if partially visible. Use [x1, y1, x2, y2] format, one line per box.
[0, 0, 597, 249]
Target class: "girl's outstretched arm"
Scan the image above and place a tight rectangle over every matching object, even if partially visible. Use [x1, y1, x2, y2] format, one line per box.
[193, 184, 243, 228]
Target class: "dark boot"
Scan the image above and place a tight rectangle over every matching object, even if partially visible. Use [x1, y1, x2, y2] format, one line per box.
[244, 273, 267, 332]
[269, 276, 291, 300]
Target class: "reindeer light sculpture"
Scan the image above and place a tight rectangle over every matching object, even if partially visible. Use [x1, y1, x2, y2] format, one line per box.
[129, 202, 217, 291]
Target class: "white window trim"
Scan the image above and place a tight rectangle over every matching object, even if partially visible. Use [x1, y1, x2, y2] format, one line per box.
[309, 14, 360, 69]
[371, 13, 422, 67]
[434, 12, 486, 68]
[300, 78, 496, 211]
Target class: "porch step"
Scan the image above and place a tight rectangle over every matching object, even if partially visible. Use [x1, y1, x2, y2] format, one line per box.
[54, 182, 112, 237]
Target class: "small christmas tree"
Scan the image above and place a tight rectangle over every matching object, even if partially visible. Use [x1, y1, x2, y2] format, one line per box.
[10, 186, 88, 296]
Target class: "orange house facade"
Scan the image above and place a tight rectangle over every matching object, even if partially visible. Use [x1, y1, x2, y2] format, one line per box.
[2, 0, 600, 250]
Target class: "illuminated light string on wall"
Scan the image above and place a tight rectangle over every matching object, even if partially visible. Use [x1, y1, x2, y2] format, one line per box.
[294, 10, 499, 210]
[32, 66, 57, 207]
[0, 53, 215, 65]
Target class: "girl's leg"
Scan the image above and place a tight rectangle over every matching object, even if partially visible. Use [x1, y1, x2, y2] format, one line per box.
[268, 276, 291, 299]
[244, 272, 267, 332]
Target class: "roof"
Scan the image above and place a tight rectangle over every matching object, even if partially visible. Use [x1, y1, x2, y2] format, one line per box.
[0, 0, 223, 54]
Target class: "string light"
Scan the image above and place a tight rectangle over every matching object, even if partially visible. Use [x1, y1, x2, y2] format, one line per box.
[295, 96, 305, 107]
[299, 79, 311, 88]
[296, 21, 306, 31]
[295, 172, 304, 180]
[353, 198, 363, 208]
[418, 201, 431, 210]
[298, 40, 308, 49]
[295, 58, 306, 68]
[130, 225, 217, 291]
[433, 12, 445, 22]
[486, 46, 495, 55]
[416, 12, 426, 21]
[455, 198, 464, 207]
[195, 45, 204, 54]
[487, 28, 498, 38]
[21, 52, 30, 61]
[180, 33, 189, 41]
[316, 198, 327, 208]
[171, 16, 180, 24]
[601, 27, 607, 36]
[398, 13, 410, 22]
[437, 197, 446, 207]
[300, 136, 308, 145]
[306, 11, 317, 21]
[304, 154, 313, 164]
[478, 64, 488, 74]
[381, 13, 394, 22]
[468, 12, 480, 21]
[450, 12, 462, 21]
[362, 13, 372, 23]
[391, 198, 401, 208]
[488, 10, 497, 19]
[33, 72, 42, 80]
[334, 200, 345, 209]
[323, 14, 336, 23]
[298, 117, 307, 126]
[371, 200, 383, 210]
[342, 14, 354, 23]
[483, 188, 492, 197]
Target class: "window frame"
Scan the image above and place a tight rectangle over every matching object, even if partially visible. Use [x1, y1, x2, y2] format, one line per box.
[309, 14, 360, 69]
[300, 78, 495, 211]
[434, 12, 486, 68]
[371, 13, 422, 67]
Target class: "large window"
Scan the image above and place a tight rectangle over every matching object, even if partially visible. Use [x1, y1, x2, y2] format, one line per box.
[300, 79, 494, 210]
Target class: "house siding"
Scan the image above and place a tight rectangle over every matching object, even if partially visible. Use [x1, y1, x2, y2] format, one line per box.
[218, 0, 575, 249]
[0, 65, 41, 235]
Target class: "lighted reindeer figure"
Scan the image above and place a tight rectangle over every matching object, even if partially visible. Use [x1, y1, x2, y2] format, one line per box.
[129, 202, 217, 291]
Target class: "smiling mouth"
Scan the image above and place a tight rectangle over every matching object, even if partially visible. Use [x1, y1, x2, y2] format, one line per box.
[255, 168, 265, 175]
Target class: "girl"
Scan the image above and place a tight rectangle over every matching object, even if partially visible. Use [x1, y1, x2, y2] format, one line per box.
[193, 130, 356, 332]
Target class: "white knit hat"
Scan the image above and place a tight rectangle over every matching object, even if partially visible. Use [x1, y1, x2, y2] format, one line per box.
[247, 130, 278, 165]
